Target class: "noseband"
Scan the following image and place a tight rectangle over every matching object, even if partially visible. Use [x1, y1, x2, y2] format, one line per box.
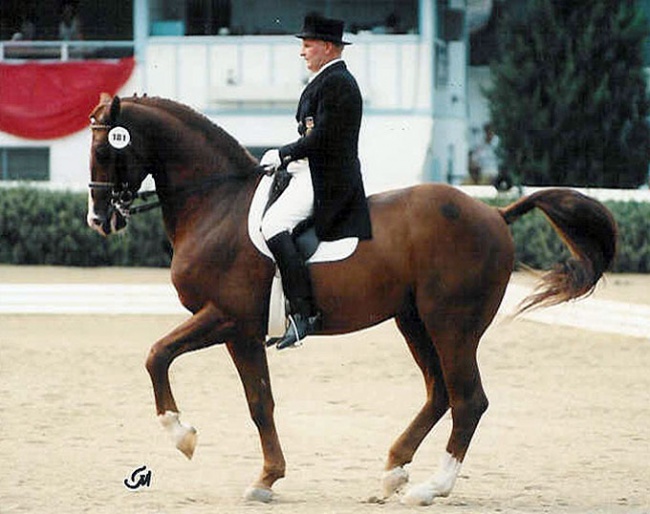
[88, 180, 149, 217]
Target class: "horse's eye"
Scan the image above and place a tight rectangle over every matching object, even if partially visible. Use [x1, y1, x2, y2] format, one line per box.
[95, 145, 111, 163]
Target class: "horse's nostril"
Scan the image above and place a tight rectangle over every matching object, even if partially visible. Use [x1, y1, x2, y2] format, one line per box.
[87, 214, 103, 229]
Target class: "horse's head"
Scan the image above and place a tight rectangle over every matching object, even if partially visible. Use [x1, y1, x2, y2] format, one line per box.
[87, 94, 149, 236]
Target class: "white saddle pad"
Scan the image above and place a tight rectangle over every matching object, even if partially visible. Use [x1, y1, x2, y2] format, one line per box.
[248, 174, 358, 263]
[248, 175, 359, 336]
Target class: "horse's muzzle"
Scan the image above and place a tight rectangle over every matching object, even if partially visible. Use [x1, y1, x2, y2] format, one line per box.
[87, 196, 127, 236]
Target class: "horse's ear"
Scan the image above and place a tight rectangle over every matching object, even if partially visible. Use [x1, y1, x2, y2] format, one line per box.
[109, 96, 121, 123]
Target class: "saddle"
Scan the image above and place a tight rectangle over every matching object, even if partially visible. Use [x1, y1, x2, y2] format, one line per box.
[248, 168, 359, 336]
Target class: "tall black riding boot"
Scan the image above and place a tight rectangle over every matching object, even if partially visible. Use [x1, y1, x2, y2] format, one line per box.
[266, 231, 321, 349]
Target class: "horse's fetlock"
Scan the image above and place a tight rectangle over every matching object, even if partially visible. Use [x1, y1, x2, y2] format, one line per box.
[261, 463, 285, 486]
[387, 448, 413, 470]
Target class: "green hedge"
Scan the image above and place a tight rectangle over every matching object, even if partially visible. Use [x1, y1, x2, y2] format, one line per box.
[488, 198, 650, 273]
[0, 188, 649, 272]
[0, 187, 170, 267]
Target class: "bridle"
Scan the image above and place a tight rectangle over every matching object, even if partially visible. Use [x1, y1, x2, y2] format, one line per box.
[89, 122, 160, 216]
[88, 122, 267, 218]
[88, 179, 160, 217]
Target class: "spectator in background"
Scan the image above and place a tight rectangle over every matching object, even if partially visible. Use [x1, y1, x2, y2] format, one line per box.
[11, 12, 36, 41]
[469, 122, 501, 184]
[59, 3, 82, 40]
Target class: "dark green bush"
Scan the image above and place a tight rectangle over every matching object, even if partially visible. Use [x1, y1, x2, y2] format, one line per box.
[486, 197, 650, 273]
[0, 187, 170, 267]
[604, 201, 650, 273]
[0, 188, 648, 272]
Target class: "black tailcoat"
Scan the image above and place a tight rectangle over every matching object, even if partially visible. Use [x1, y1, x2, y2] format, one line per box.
[279, 61, 372, 241]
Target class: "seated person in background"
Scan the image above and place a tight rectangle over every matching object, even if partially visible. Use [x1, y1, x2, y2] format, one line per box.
[469, 123, 500, 184]
[59, 3, 83, 41]
[12, 14, 36, 40]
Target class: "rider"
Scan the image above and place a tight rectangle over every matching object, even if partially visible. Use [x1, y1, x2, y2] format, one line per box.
[260, 13, 372, 349]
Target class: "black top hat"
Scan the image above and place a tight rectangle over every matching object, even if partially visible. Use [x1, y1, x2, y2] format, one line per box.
[295, 13, 351, 45]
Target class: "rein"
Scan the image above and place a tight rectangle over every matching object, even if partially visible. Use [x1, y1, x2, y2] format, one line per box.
[88, 122, 267, 218]
[89, 168, 266, 218]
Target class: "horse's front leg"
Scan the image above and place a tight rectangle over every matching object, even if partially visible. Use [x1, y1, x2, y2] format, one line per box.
[145, 303, 235, 459]
[226, 339, 285, 503]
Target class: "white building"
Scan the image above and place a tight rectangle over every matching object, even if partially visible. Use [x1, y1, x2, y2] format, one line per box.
[0, 0, 494, 193]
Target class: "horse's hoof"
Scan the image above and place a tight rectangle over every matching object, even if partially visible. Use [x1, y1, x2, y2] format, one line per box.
[175, 425, 197, 459]
[243, 486, 274, 503]
[381, 466, 409, 497]
[159, 411, 198, 459]
[402, 452, 460, 504]
[401, 481, 447, 506]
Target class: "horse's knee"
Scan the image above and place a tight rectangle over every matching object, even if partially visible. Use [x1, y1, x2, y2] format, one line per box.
[145, 343, 171, 377]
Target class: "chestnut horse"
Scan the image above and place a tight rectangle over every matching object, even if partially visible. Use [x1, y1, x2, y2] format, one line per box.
[87, 94, 617, 505]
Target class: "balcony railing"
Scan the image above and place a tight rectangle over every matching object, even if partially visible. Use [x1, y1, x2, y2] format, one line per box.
[0, 40, 133, 61]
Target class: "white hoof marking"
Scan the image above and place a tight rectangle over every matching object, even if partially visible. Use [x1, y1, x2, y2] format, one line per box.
[401, 452, 461, 506]
[381, 466, 409, 497]
[243, 486, 274, 503]
[159, 411, 198, 459]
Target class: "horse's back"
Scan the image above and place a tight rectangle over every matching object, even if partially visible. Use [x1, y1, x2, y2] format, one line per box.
[314, 183, 514, 333]
[367, 183, 513, 261]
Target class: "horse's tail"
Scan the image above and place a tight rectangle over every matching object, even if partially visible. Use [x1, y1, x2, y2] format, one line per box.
[498, 188, 618, 313]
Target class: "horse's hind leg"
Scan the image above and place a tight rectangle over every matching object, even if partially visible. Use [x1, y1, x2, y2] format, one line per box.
[401, 309, 489, 506]
[382, 300, 450, 498]
[226, 339, 286, 503]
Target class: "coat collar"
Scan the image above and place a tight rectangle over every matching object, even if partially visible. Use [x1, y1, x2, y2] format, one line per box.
[309, 58, 344, 83]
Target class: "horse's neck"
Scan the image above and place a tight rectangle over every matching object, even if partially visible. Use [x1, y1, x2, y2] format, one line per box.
[126, 100, 246, 187]
[153, 157, 258, 245]
[160, 176, 258, 252]
[157, 174, 255, 243]
[128, 101, 258, 244]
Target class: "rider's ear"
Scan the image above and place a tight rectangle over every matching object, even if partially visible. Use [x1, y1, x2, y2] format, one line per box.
[109, 96, 121, 123]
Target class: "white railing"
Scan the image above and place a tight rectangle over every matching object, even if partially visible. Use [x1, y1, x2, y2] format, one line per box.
[0, 40, 133, 61]
[457, 185, 650, 202]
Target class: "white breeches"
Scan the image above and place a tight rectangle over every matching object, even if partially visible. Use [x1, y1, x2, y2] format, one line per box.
[260, 159, 314, 240]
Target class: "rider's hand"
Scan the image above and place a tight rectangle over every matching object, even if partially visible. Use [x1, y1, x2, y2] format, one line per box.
[260, 149, 282, 174]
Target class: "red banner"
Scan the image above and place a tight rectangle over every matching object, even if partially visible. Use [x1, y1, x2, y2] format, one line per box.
[0, 57, 135, 140]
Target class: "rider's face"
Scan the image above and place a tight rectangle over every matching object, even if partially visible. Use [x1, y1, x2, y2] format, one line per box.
[300, 39, 334, 73]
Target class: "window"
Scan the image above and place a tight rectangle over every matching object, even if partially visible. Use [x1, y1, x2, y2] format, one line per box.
[0, 148, 50, 181]
[152, 0, 419, 36]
